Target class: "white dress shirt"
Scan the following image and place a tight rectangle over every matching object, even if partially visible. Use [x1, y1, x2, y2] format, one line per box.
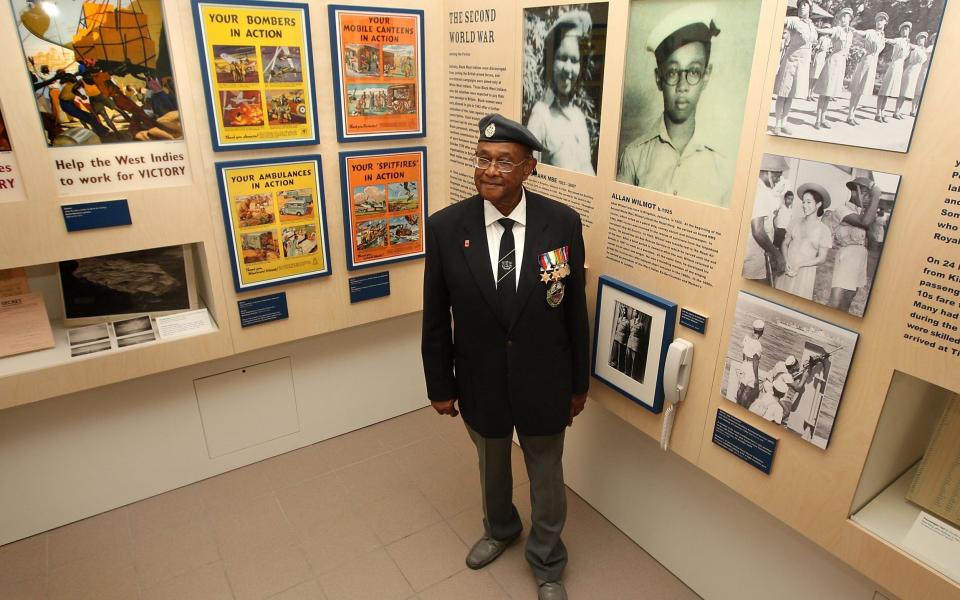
[483, 190, 527, 291]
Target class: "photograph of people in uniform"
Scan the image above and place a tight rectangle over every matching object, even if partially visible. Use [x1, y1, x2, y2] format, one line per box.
[616, 0, 762, 207]
[522, 4, 609, 176]
[722, 291, 858, 450]
[768, 0, 946, 152]
[742, 154, 900, 317]
[606, 301, 652, 384]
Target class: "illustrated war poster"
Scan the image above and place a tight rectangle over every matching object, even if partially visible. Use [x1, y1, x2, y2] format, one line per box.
[328, 5, 425, 142]
[339, 147, 426, 269]
[10, 0, 191, 195]
[216, 156, 331, 291]
[194, 0, 318, 151]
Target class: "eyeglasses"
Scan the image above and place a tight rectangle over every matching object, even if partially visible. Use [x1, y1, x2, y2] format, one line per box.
[660, 67, 705, 86]
[472, 156, 528, 173]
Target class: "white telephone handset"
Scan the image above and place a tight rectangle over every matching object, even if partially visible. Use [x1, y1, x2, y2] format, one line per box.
[660, 338, 694, 450]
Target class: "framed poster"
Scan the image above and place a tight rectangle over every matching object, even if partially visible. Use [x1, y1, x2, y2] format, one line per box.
[768, 1, 948, 153]
[339, 147, 426, 270]
[10, 0, 184, 147]
[328, 5, 426, 142]
[215, 156, 331, 291]
[592, 275, 676, 414]
[720, 291, 859, 450]
[192, 0, 319, 151]
[59, 245, 198, 325]
[743, 154, 901, 317]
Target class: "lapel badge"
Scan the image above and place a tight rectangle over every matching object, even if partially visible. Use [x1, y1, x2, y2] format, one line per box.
[464, 239, 470, 248]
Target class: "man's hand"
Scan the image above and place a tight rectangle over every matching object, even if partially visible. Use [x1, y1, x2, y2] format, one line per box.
[568, 393, 587, 425]
[431, 398, 459, 417]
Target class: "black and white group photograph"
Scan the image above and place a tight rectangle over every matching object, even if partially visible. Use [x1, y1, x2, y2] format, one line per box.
[593, 276, 675, 413]
[743, 154, 900, 317]
[722, 291, 859, 449]
[768, 0, 946, 152]
[522, 3, 609, 176]
[616, 0, 762, 207]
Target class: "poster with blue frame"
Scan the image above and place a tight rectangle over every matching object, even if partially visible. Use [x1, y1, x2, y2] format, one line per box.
[193, 0, 319, 151]
[338, 147, 426, 270]
[592, 275, 676, 413]
[215, 155, 331, 292]
[328, 5, 426, 142]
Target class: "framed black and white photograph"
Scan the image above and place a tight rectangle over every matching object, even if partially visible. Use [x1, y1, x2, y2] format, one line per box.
[768, 0, 947, 152]
[615, 0, 762, 207]
[743, 154, 900, 317]
[721, 291, 859, 450]
[59, 246, 197, 325]
[592, 275, 677, 413]
[522, 3, 609, 176]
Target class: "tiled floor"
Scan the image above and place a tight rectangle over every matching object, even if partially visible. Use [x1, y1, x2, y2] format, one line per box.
[0, 408, 699, 600]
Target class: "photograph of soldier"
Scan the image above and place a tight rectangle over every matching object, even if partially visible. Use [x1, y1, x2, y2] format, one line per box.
[522, 3, 609, 176]
[616, 0, 761, 207]
[722, 291, 858, 449]
[768, 0, 946, 152]
[607, 301, 652, 383]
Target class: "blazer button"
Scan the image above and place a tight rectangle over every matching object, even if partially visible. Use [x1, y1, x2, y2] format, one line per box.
[507, 340, 513, 347]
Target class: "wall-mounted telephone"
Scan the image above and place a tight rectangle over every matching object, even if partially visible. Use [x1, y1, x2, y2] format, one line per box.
[660, 338, 694, 450]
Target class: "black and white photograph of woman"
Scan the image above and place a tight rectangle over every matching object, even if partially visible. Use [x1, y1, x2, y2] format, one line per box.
[522, 3, 609, 176]
[768, 0, 946, 152]
[742, 154, 900, 317]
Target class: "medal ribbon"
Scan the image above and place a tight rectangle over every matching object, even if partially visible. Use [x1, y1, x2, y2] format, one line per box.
[538, 246, 570, 271]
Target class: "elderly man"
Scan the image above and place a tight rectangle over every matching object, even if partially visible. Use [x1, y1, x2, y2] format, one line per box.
[617, 4, 728, 206]
[421, 114, 589, 600]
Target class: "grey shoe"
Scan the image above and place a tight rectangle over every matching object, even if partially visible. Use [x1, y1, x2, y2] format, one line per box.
[538, 581, 567, 600]
[465, 532, 520, 569]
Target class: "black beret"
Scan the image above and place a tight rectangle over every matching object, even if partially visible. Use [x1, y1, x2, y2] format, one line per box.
[477, 113, 544, 152]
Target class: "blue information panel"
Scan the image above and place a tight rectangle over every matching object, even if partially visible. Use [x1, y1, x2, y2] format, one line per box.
[238, 292, 289, 328]
[61, 199, 132, 232]
[679, 308, 707, 334]
[349, 272, 390, 303]
[712, 409, 777, 475]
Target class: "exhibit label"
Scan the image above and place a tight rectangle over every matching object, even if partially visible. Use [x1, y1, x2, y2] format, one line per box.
[712, 409, 777, 475]
[52, 144, 191, 197]
[61, 199, 132, 232]
[194, 0, 318, 150]
[329, 6, 425, 141]
[238, 292, 288, 327]
[349, 272, 390, 303]
[339, 148, 426, 270]
[216, 156, 331, 291]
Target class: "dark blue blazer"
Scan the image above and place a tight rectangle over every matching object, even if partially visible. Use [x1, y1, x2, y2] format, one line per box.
[421, 189, 590, 436]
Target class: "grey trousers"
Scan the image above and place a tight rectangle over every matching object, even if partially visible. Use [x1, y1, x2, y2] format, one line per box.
[466, 424, 568, 583]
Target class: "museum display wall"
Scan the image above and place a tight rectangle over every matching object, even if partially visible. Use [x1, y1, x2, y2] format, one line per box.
[1, 0, 958, 598]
